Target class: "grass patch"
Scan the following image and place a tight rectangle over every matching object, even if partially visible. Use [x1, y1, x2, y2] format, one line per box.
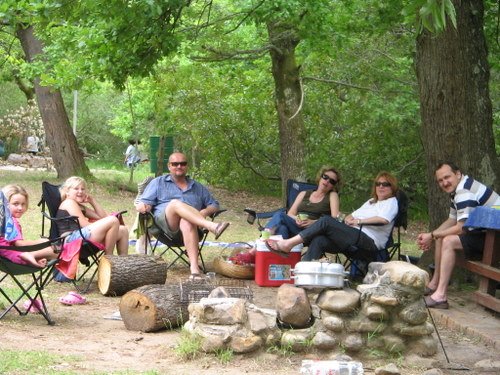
[0, 349, 69, 374]
[214, 348, 234, 365]
[174, 329, 203, 360]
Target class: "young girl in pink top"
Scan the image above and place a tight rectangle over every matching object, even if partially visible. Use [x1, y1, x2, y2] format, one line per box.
[0, 184, 56, 267]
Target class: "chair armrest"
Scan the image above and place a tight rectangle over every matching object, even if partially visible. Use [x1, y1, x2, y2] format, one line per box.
[209, 209, 227, 221]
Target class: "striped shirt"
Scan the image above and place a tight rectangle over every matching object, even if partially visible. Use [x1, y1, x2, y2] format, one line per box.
[449, 175, 500, 222]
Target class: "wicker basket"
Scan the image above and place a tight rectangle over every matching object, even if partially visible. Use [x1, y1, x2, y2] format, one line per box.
[213, 256, 255, 280]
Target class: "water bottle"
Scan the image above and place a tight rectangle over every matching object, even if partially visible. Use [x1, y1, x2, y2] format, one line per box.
[300, 360, 364, 375]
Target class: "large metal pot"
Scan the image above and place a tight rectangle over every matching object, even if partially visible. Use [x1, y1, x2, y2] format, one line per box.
[292, 261, 347, 288]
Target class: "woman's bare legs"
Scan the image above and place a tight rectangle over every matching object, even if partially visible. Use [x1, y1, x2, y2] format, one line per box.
[88, 216, 120, 255]
[116, 225, 129, 255]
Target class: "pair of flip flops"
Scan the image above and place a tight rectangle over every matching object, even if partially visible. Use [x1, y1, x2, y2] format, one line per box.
[59, 291, 87, 306]
[23, 299, 43, 314]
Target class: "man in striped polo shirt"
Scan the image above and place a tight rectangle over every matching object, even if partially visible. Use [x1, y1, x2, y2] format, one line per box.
[417, 162, 500, 309]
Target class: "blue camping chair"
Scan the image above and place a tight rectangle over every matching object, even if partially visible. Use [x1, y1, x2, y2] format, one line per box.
[244, 179, 318, 231]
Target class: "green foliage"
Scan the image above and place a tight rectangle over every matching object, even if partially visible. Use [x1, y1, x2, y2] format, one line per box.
[400, 0, 457, 34]
[62, 85, 125, 162]
[0, 100, 44, 156]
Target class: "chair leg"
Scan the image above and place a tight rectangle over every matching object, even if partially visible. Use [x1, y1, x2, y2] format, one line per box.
[0, 267, 55, 325]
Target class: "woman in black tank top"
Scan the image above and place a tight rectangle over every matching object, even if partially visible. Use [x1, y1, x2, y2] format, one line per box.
[263, 166, 341, 239]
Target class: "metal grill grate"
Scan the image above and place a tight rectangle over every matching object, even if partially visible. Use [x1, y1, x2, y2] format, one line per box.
[179, 278, 253, 304]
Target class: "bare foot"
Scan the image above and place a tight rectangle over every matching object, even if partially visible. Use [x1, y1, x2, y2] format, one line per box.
[264, 239, 291, 258]
[19, 253, 46, 268]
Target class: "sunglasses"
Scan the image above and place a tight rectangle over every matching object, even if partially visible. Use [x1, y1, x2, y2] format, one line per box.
[321, 174, 338, 185]
[170, 161, 188, 167]
[375, 181, 391, 187]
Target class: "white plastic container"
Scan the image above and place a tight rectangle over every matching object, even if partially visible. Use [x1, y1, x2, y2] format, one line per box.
[300, 360, 364, 374]
[292, 261, 347, 288]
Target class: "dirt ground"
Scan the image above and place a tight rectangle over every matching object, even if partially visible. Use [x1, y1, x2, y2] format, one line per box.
[1, 186, 499, 374]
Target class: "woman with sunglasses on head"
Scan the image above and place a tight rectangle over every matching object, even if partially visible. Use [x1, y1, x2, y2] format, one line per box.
[262, 166, 341, 239]
[265, 172, 399, 263]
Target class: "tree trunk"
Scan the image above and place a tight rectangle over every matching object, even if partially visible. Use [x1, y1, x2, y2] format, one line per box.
[97, 254, 168, 296]
[16, 25, 91, 179]
[267, 22, 306, 198]
[415, 0, 500, 240]
[120, 284, 188, 332]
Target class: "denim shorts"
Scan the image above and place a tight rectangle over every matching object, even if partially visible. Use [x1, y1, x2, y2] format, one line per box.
[65, 227, 92, 242]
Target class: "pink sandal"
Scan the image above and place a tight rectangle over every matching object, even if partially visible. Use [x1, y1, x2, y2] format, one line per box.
[59, 291, 87, 305]
[23, 299, 43, 314]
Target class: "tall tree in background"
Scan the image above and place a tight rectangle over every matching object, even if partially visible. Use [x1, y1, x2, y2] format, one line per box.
[415, 0, 500, 231]
[16, 26, 90, 178]
[266, 20, 306, 189]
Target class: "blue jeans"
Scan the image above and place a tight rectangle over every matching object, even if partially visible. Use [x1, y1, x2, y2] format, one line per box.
[265, 211, 301, 239]
[66, 226, 91, 242]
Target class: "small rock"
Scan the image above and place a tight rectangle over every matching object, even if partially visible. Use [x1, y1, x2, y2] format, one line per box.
[474, 358, 500, 372]
[374, 363, 400, 374]
[422, 369, 443, 375]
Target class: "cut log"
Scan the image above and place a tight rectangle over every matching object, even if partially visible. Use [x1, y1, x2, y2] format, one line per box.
[120, 284, 188, 332]
[98, 254, 168, 296]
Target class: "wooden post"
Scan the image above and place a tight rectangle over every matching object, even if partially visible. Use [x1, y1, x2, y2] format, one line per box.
[120, 284, 188, 332]
[97, 254, 168, 296]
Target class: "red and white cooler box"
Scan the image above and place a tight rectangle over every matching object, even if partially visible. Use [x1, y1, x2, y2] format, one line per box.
[254, 237, 302, 287]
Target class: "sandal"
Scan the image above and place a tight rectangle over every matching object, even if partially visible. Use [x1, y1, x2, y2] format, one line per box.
[188, 273, 204, 282]
[424, 296, 449, 309]
[264, 239, 290, 258]
[59, 291, 87, 306]
[214, 222, 230, 240]
[23, 299, 43, 314]
[424, 286, 435, 296]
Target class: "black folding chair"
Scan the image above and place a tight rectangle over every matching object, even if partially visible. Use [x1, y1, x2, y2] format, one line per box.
[244, 179, 318, 231]
[338, 190, 409, 278]
[0, 191, 65, 325]
[136, 177, 226, 272]
[38, 181, 108, 293]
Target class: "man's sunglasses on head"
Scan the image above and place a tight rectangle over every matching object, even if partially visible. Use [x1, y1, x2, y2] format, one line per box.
[170, 161, 188, 167]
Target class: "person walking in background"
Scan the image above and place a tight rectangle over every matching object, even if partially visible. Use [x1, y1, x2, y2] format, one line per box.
[26, 135, 39, 155]
[262, 166, 341, 239]
[135, 152, 229, 279]
[124, 139, 141, 168]
[417, 162, 500, 309]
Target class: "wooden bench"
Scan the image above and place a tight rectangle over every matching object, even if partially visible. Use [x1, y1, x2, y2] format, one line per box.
[462, 208, 500, 313]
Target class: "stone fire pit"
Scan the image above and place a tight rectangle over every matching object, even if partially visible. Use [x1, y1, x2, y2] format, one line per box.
[184, 260, 438, 356]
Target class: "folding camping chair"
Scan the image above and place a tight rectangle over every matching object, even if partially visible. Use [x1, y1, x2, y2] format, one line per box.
[336, 189, 409, 278]
[38, 181, 107, 293]
[244, 179, 318, 231]
[136, 177, 226, 272]
[0, 191, 64, 325]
